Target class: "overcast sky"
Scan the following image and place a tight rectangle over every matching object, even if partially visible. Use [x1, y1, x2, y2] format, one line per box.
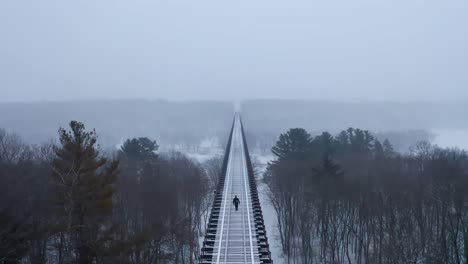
[1, 0, 467, 102]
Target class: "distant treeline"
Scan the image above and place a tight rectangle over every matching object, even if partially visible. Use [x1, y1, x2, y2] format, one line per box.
[0, 100, 234, 148]
[242, 99, 468, 152]
[0, 122, 222, 263]
[242, 99, 468, 131]
[265, 127, 468, 264]
[2, 99, 458, 153]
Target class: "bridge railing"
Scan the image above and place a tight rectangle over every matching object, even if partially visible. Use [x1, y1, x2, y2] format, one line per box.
[199, 115, 273, 264]
[240, 118, 273, 264]
[199, 117, 235, 263]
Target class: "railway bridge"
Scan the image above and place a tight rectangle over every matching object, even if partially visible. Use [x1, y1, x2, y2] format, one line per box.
[200, 114, 272, 264]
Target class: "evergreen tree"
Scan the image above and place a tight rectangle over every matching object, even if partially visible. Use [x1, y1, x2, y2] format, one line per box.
[336, 130, 349, 148]
[383, 139, 395, 157]
[313, 132, 335, 157]
[312, 150, 344, 186]
[347, 128, 374, 153]
[374, 139, 385, 159]
[0, 210, 30, 263]
[117, 137, 163, 262]
[51, 121, 118, 264]
[271, 128, 312, 160]
[120, 137, 158, 161]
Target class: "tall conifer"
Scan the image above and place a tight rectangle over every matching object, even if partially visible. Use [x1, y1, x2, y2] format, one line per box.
[51, 121, 118, 264]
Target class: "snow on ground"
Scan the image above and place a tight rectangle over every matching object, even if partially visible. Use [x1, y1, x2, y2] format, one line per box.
[167, 139, 283, 262]
[170, 139, 224, 256]
[163, 138, 225, 163]
[185, 150, 223, 163]
[251, 150, 284, 263]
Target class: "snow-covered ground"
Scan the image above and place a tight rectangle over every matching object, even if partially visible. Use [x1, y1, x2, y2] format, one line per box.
[185, 129, 468, 263]
[115, 129, 468, 263]
[161, 138, 225, 162]
[250, 151, 284, 263]
[182, 140, 283, 263]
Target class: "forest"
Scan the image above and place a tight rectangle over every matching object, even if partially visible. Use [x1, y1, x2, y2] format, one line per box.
[2, 99, 460, 153]
[265, 127, 468, 264]
[0, 100, 233, 149]
[1, 117, 467, 264]
[2, 0, 467, 262]
[0, 122, 221, 264]
[241, 100, 467, 153]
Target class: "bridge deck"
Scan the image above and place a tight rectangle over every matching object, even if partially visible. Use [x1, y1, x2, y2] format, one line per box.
[200, 114, 272, 264]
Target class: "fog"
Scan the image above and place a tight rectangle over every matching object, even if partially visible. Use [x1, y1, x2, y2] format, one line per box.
[1, 2, 468, 263]
[2, 0, 468, 150]
[1, 0, 467, 102]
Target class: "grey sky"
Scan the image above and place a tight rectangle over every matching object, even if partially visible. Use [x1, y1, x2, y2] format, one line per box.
[1, 0, 467, 102]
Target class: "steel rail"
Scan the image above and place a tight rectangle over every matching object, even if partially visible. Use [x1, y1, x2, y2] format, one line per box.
[215, 125, 235, 264]
[202, 113, 271, 264]
[239, 119, 256, 264]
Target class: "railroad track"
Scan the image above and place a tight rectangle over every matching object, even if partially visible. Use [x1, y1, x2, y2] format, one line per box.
[200, 114, 272, 264]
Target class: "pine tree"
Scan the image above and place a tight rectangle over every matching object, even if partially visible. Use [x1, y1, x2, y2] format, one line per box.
[120, 137, 158, 161]
[383, 139, 395, 157]
[119, 137, 158, 181]
[51, 121, 118, 264]
[117, 137, 161, 262]
[374, 139, 385, 160]
[336, 130, 349, 147]
[271, 128, 312, 160]
[313, 155, 343, 180]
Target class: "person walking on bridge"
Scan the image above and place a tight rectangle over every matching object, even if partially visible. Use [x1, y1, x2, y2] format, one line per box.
[233, 195, 240, 211]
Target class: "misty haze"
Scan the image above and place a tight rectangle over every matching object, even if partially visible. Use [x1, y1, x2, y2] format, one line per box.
[1, 1, 467, 264]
